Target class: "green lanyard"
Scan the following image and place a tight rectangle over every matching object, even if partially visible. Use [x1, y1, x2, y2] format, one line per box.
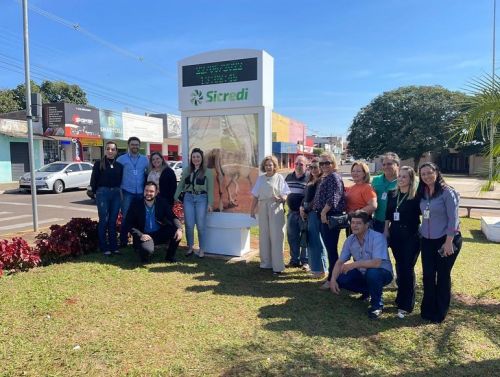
[395, 192, 408, 212]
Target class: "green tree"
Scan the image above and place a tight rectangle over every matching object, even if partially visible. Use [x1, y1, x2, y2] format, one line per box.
[40, 80, 88, 104]
[1, 80, 88, 113]
[347, 86, 468, 168]
[458, 74, 500, 189]
[0, 89, 19, 113]
[11, 80, 42, 110]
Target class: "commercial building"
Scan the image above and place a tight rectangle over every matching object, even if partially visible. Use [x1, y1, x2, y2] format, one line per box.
[0, 103, 181, 183]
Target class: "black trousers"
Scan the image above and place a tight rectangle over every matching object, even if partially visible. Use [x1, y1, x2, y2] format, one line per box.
[389, 227, 420, 312]
[420, 234, 462, 323]
[319, 217, 340, 281]
[133, 225, 180, 262]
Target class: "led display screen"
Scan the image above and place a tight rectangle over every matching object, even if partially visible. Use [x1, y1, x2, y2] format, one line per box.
[182, 58, 257, 87]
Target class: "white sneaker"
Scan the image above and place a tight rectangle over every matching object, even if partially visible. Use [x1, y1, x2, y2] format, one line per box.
[319, 280, 330, 290]
[397, 309, 408, 319]
[197, 249, 205, 258]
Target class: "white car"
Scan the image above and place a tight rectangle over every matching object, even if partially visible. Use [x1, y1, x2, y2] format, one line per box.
[168, 161, 183, 182]
[19, 162, 93, 194]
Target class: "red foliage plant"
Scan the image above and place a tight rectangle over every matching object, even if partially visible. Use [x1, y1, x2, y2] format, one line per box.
[0, 237, 40, 273]
[35, 218, 98, 264]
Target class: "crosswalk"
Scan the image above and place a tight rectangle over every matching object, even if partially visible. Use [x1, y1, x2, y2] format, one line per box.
[0, 209, 63, 232]
[0, 200, 97, 235]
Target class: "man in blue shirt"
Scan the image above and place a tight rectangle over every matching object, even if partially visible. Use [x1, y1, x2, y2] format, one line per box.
[117, 137, 149, 247]
[330, 210, 393, 319]
[126, 181, 183, 263]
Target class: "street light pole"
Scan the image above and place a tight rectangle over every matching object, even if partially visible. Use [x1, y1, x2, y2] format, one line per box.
[22, 0, 39, 231]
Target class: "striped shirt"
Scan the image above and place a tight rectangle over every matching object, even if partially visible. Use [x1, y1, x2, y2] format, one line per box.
[285, 171, 308, 211]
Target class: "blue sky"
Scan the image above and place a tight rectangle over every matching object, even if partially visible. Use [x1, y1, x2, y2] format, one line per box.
[0, 0, 495, 136]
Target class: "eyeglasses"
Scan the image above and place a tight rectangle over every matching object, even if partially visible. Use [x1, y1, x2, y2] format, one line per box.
[319, 161, 332, 166]
[309, 165, 319, 169]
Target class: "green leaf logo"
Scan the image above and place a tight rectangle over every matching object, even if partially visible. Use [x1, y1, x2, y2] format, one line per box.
[191, 90, 203, 106]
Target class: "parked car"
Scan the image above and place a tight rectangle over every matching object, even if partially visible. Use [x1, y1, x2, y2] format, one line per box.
[19, 162, 94, 194]
[168, 161, 183, 182]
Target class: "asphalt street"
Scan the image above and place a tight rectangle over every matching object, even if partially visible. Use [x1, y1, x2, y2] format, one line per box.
[0, 189, 97, 236]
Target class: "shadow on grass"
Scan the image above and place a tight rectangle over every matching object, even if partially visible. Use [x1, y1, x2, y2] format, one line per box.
[461, 229, 490, 244]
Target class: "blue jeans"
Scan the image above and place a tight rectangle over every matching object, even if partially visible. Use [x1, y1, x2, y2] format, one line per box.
[319, 218, 341, 281]
[307, 212, 327, 273]
[287, 211, 307, 264]
[120, 190, 143, 245]
[337, 268, 393, 310]
[183, 192, 208, 250]
[96, 187, 121, 252]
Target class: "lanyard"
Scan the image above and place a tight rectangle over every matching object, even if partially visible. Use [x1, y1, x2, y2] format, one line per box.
[128, 153, 140, 170]
[395, 192, 408, 211]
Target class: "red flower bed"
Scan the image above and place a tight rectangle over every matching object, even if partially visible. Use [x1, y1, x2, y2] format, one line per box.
[35, 218, 98, 264]
[0, 237, 41, 274]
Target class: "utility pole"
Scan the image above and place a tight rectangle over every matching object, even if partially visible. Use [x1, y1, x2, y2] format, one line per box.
[22, 0, 39, 231]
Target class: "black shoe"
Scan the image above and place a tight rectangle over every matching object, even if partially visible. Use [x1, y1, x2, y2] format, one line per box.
[368, 308, 383, 319]
[358, 293, 370, 302]
[185, 249, 194, 257]
[273, 271, 285, 277]
[165, 257, 177, 263]
[286, 262, 301, 268]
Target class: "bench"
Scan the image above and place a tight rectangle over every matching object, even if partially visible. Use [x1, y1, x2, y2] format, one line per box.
[459, 204, 500, 218]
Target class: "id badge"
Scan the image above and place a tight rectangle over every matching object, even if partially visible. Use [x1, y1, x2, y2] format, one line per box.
[393, 212, 400, 221]
[133, 169, 138, 176]
[381, 192, 387, 200]
[423, 209, 430, 219]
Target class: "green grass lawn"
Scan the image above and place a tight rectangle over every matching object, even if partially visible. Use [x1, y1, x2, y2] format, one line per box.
[0, 218, 499, 376]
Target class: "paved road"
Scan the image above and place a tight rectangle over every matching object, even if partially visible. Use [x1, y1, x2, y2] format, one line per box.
[0, 189, 97, 236]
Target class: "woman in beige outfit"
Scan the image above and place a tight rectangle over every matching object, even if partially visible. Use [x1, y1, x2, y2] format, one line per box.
[250, 155, 291, 276]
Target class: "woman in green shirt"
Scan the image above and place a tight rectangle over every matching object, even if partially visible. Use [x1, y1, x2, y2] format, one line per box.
[174, 148, 214, 258]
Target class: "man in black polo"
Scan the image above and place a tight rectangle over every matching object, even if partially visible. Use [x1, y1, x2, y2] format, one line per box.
[126, 181, 183, 263]
[285, 155, 309, 269]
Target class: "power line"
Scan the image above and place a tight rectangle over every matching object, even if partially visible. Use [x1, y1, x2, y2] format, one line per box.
[18, 1, 175, 80]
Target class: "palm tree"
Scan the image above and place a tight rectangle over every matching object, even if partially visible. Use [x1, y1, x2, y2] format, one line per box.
[459, 74, 500, 190]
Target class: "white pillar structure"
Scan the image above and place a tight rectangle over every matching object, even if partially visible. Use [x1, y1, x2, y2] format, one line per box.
[178, 49, 273, 256]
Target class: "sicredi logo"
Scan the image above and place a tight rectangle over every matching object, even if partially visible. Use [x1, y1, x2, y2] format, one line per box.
[190, 88, 248, 106]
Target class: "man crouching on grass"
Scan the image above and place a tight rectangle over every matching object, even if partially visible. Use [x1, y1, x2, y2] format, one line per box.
[126, 181, 183, 264]
[330, 210, 393, 319]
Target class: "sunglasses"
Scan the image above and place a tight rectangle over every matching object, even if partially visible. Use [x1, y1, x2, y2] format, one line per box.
[319, 161, 332, 166]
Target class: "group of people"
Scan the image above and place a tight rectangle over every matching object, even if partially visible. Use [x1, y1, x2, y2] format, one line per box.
[251, 152, 461, 323]
[90, 138, 212, 263]
[91, 142, 461, 323]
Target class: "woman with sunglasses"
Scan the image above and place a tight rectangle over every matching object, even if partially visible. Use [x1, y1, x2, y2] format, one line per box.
[147, 151, 177, 206]
[90, 141, 123, 256]
[300, 158, 327, 278]
[417, 162, 461, 323]
[384, 166, 421, 318]
[312, 152, 346, 290]
[174, 148, 214, 258]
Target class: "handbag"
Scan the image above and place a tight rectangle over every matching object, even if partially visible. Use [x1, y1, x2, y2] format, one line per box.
[328, 213, 349, 230]
[178, 170, 197, 202]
